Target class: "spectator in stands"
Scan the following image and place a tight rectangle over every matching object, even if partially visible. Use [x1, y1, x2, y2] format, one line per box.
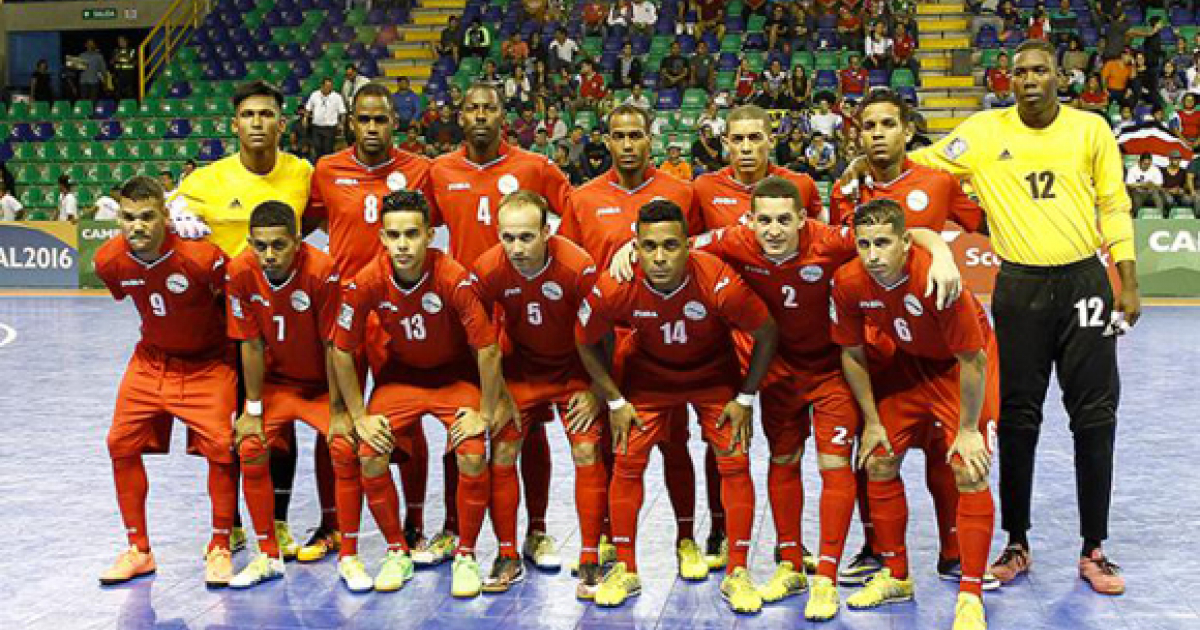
[536, 104, 567, 142]
[1050, 0, 1077, 45]
[304, 78, 347, 159]
[1126, 153, 1166, 217]
[438, 15, 461, 63]
[1099, 11, 1137, 61]
[479, 59, 504, 88]
[1186, 52, 1200, 94]
[1080, 74, 1110, 114]
[1061, 36, 1090, 76]
[996, 0, 1021, 42]
[754, 79, 795, 109]
[392, 77, 422, 131]
[763, 59, 788, 93]
[112, 36, 138, 101]
[836, 6, 864, 50]
[803, 133, 837, 181]
[582, 0, 607, 36]
[1027, 7, 1051, 41]
[342, 64, 370, 103]
[528, 57, 551, 93]
[501, 32, 530, 74]
[1161, 61, 1185, 107]
[864, 21, 893, 73]
[1056, 68, 1080, 105]
[613, 42, 644, 89]
[734, 57, 759, 104]
[92, 185, 120, 221]
[57, 175, 78, 223]
[552, 66, 578, 104]
[505, 65, 533, 109]
[985, 51, 1015, 108]
[574, 59, 608, 113]
[766, 4, 793, 51]
[838, 54, 869, 100]
[694, 0, 727, 42]
[0, 180, 25, 221]
[554, 144, 585, 185]
[775, 126, 808, 172]
[160, 171, 177, 199]
[1113, 104, 1136, 132]
[30, 59, 54, 103]
[1172, 38, 1193, 74]
[530, 128, 556, 157]
[1162, 151, 1200, 217]
[425, 103, 463, 154]
[1173, 94, 1200, 148]
[447, 84, 465, 113]
[631, 0, 658, 36]
[697, 100, 726, 136]
[837, 124, 863, 175]
[809, 95, 844, 140]
[564, 125, 588, 166]
[549, 28, 580, 73]
[787, 65, 813, 109]
[606, 0, 633, 40]
[1144, 17, 1166, 75]
[659, 144, 694, 180]
[79, 39, 107, 102]
[690, 40, 717, 92]
[513, 107, 539, 148]
[659, 41, 690, 90]
[1130, 51, 1158, 108]
[527, 32, 548, 70]
[624, 83, 651, 109]
[692, 124, 724, 172]
[463, 18, 492, 59]
[582, 143, 611, 178]
[892, 22, 920, 85]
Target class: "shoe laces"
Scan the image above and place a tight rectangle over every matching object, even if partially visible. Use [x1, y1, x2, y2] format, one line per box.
[1088, 553, 1121, 575]
[997, 545, 1027, 566]
[849, 548, 877, 567]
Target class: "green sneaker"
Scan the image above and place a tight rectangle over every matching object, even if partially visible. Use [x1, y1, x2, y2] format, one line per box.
[274, 521, 299, 561]
[451, 554, 483, 598]
[374, 549, 414, 592]
[413, 530, 457, 566]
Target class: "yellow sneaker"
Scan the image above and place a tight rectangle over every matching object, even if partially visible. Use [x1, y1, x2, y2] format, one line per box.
[229, 527, 247, 553]
[759, 561, 807, 602]
[99, 546, 156, 585]
[204, 547, 234, 588]
[374, 549, 415, 592]
[230, 552, 285, 589]
[274, 521, 299, 561]
[570, 535, 619, 576]
[595, 562, 641, 607]
[846, 569, 914, 610]
[451, 554, 483, 598]
[705, 534, 729, 571]
[522, 531, 562, 570]
[677, 539, 709, 580]
[802, 545, 819, 574]
[297, 529, 341, 563]
[953, 592, 987, 630]
[720, 567, 763, 614]
[805, 576, 841, 621]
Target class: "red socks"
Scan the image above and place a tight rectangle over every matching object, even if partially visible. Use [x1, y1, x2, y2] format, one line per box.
[609, 455, 648, 573]
[112, 456, 150, 552]
[716, 455, 754, 571]
[313, 438, 338, 531]
[360, 459, 408, 552]
[856, 467, 876, 551]
[927, 459, 961, 561]
[659, 439, 696, 543]
[705, 446, 726, 539]
[521, 425, 551, 535]
[817, 466, 857, 579]
[454, 444, 491, 555]
[330, 437, 363, 558]
[575, 458, 608, 565]
[399, 424, 428, 536]
[767, 461, 804, 566]
[956, 489, 996, 597]
[238, 438, 280, 557]
[489, 460, 521, 558]
[442, 451, 460, 535]
[867, 477, 909, 579]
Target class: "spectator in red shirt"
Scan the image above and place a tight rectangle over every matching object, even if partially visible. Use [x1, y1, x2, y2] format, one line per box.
[501, 32, 530, 73]
[573, 59, 608, 114]
[983, 51, 1014, 108]
[1173, 93, 1200, 148]
[839, 53, 869, 99]
[734, 57, 759, 104]
[512, 107, 539, 148]
[837, 6, 863, 49]
[1079, 74, 1110, 115]
[892, 22, 920, 84]
[582, 0, 607, 37]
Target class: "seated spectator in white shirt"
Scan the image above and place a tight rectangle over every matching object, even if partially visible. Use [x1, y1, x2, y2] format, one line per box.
[93, 186, 121, 221]
[1126, 152, 1166, 217]
[57, 175, 79, 222]
[0, 181, 24, 221]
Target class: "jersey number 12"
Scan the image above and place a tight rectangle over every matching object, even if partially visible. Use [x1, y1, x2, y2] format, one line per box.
[1024, 171, 1056, 200]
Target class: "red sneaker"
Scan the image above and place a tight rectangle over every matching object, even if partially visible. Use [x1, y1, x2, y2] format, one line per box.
[99, 546, 157, 585]
[1079, 549, 1124, 595]
[989, 544, 1031, 584]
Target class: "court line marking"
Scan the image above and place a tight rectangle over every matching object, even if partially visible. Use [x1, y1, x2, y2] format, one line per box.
[0, 323, 16, 348]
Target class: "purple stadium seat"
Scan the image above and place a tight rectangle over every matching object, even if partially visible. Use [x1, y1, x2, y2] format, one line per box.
[701, 32, 719, 50]
[367, 8, 386, 24]
[868, 69, 889, 87]
[199, 139, 225, 161]
[168, 81, 193, 98]
[98, 120, 123, 141]
[360, 58, 380, 76]
[222, 60, 247, 79]
[197, 46, 216, 62]
[0, 142, 12, 162]
[9, 123, 33, 142]
[166, 119, 193, 139]
[719, 53, 739, 70]
[976, 25, 1000, 47]
[656, 89, 681, 110]
[818, 14, 837, 29]
[656, 19, 675, 34]
[599, 53, 618, 73]
[744, 32, 767, 49]
[643, 73, 659, 90]
[1172, 7, 1195, 24]
[814, 70, 837, 90]
[202, 63, 222, 81]
[896, 86, 918, 103]
[92, 100, 116, 119]
[282, 76, 302, 95]
[346, 42, 368, 59]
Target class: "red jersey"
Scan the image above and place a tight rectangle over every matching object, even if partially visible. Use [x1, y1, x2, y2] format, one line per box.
[96, 234, 229, 359]
[307, 147, 435, 279]
[333, 249, 496, 372]
[831, 247, 991, 363]
[987, 67, 1011, 93]
[429, 142, 573, 265]
[696, 221, 856, 371]
[839, 67, 868, 96]
[692, 165, 823, 231]
[559, 167, 698, 268]
[1178, 109, 1200, 142]
[579, 72, 607, 100]
[575, 251, 771, 395]
[226, 244, 341, 388]
[474, 235, 598, 383]
[829, 160, 984, 230]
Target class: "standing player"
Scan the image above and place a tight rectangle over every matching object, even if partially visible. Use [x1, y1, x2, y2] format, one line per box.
[829, 89, 989, 589]
[169, 80, 316, 558]
[95, 176, 238, 587]
[224, 202, 359, 588]
[831, 199, 997, 630]
[558, 104, 711, 580]
[576, 200, 779, 613]
[904, 40, 1139, 593]
[473, 191, 609, 597]
[429, 83, 574, 567]
[330, 190, 510, 598]
[306, 82, 439, 564]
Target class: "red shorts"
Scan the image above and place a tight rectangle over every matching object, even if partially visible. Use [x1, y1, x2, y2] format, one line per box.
[873, 342, 1000, 457]
[761, 364, 860, 460]
[624, 387, 737, 458]
[368, 371, 482, 455]
[260, 382, 331, 449]
[496, 374, 604, 444]
[108, 345, 236, 463]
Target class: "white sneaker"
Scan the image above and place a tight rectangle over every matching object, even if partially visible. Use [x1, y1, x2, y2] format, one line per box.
[229, 553, 285, 589]
[338, 555, 374, 593]
[523, 531, 562, 570]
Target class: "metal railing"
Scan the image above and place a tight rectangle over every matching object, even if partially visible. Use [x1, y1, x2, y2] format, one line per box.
[138, 0, 212, 100]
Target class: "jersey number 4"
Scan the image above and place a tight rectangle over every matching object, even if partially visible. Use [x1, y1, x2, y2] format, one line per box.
[1024, 171, 1056, 200]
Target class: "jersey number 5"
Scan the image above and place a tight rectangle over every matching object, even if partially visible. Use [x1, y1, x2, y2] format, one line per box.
[1024, 171, 1056, 200]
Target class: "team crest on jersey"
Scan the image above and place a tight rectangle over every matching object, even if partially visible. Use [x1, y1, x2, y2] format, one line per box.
[904, 294, 924, 317]
[800, 265, 824, 283]
[542, 281, 563, 300]
[421, 292, 443, 314]
[166, 273, 189, 294]
[338, 304, 355, 330]
[291, 290, 311, 312]
[944, 138, 968, 161]
[906, 190, 930, 212]
[387, 172, 408, 192]
[683, 300, 707, 321]
[498, 174, 520, 195]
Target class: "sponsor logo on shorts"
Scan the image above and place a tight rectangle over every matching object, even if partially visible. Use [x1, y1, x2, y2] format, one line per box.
[578, 299, 592, 326]
[504, 287, 523, 297]
[291, 290, 311, 312]
[386, 172, 408, 192]
[542, 281, 563, 300]
[904, 294, 924, 317]
[448, 182, 471, 191]
[800, 265, 824, 283]
[683, 300, 707, 320]
[166, 273, 189, 294]
[906, 189, 930, 212]
[498, 174, 520, 195]
[338, 304, 354, 330]
[421, 292, 443, 314]
[859, 300, 884, 309]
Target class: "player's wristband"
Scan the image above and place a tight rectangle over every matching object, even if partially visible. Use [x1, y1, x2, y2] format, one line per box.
[245, 400, 263, 416]
[735, 392, 757, 407]
[607, 397, 628, 411]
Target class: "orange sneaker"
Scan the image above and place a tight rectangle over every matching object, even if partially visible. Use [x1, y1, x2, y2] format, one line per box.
[99, 546, 156, 585]
[989, 545, 1031, 584]
[205, 547, 234, 588]
[1079, 549, 1125, 595]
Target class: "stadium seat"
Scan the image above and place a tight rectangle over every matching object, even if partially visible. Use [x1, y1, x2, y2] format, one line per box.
[891, 69, 916, 88]
[97, 121, 124, 141]
[656, 89, 682, 110]
[166, 119, 194, 139]
[113, 164, 139, 182]
[1139, 206, 1164, 219]
[1170, 207, 1195, 219]
[9, 102, 30, 121]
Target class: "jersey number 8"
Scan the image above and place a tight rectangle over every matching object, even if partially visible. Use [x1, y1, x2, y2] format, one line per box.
[364, 194, 379, 224]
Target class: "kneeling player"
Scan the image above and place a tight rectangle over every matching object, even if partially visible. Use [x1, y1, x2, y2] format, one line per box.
[96, 176, 238, 587]
[576, 200, 778, 613]
[832, 199, 997, 630]
[331, 190, 510, 597]
[224, 202, 365, 588]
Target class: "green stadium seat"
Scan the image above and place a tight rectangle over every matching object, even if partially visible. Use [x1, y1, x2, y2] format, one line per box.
[720, 34, 743, 53]
[1170, 207, 1195, 219]
[98, 142, 122, 162]
[80, 142, 99, 162]
[149, 141, 171, 161]
[1145, 8, 1167, 24]
[89, 163, 113, 183]
[650, 36, 671, 56]
[116, 99, 138, 117]
[174, 139, 201, 160]
[57, 123, 85, 142]
[49, 101, 71, 121]
[39, 164, 63, 184]
[58, 143, 86, 163]
[683, 89, 708, 109]
[31, 101, 51, 119]
[815, 51, 839, 70]
[14, 164, 39, 186]
[678, 109, 701, 129]
[71, 100, 94, 118]
[793, 51, 815, 70]
[574, 110, 597, 131]
[200, 97, 223, 116]
[746, 52, 765, 72]
[891, 69, 916, 88]
[114, 164, 139, 182]
[66, 164, 89, 185]
[26, 209, 53, 220]
[979, 49, 1007, 67]
[8, 101, 30, 121]
[717, 71, 735, 90]
[346, 7, 367, 24]
[747, 15, 767, 31]
[12, 144, 38, 162]
[356, 27, 379, 45]
[1139, 207, 1164, 219]
[136, 100, 157, 118]
[29, 144, 52, 163]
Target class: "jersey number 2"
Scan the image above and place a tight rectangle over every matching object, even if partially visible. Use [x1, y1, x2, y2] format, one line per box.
[1024, 171, 1056, 200]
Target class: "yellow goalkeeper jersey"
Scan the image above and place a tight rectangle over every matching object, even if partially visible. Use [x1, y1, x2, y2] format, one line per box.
[912, 105, 1135, 266]
[171, 152, 313, 257]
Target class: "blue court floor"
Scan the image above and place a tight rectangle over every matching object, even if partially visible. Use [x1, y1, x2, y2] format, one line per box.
[2, 296, 1198, 630]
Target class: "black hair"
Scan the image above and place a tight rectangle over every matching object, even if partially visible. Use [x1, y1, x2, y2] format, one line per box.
[249, 201, 298, 235]
[120, 175, 165, 203]
[381, 189, 430, 223]
[232, 80, 284, 112]
[637, 199, 687, 233]
[352, 82, 396, 115]
[855, 88, 913, 126]
[751, 176, 804, 216]
[607, 103, 654, 133]
[853, 198, 906, 233]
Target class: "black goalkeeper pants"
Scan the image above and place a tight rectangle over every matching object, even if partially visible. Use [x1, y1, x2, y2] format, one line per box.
[991, 255, 1120, 543]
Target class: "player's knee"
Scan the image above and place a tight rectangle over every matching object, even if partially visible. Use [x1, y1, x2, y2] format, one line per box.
[613, 454, 649, 479]
[715, 454, 750, 477]
[360, 455, 390, 479]
[491, 439, 522, 465]
[769, 446, 803, 466]
[817, 452, 851, 471]
[866, 456, 900, 481]
[949, 459, 991, 492]
[1068, 410, 1117, 435]
[455, 437, 487, 476]
[570, 440, 599, 466]
[237, 436, 269, 466]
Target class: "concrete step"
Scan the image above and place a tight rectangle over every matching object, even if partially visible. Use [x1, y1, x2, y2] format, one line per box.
[916, 12, 970, 21]
[400, 28, 443, 42]
[921, 36, 970, 49]
[917, 3, 965, 14]
[921, 56, 951, 70]
[923, 95, 982, 108]
[927, 116, 969, 132]
[917, 18, 969, 31]
[391, 46, 436, 60]
[923, 75, 975, 88]
[419, 0, 465, 8]
[919, 86, 986, 98]
[381, 63, 434, 79]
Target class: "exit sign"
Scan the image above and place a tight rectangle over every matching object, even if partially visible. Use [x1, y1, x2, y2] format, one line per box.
[82, 8, 118, 20]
